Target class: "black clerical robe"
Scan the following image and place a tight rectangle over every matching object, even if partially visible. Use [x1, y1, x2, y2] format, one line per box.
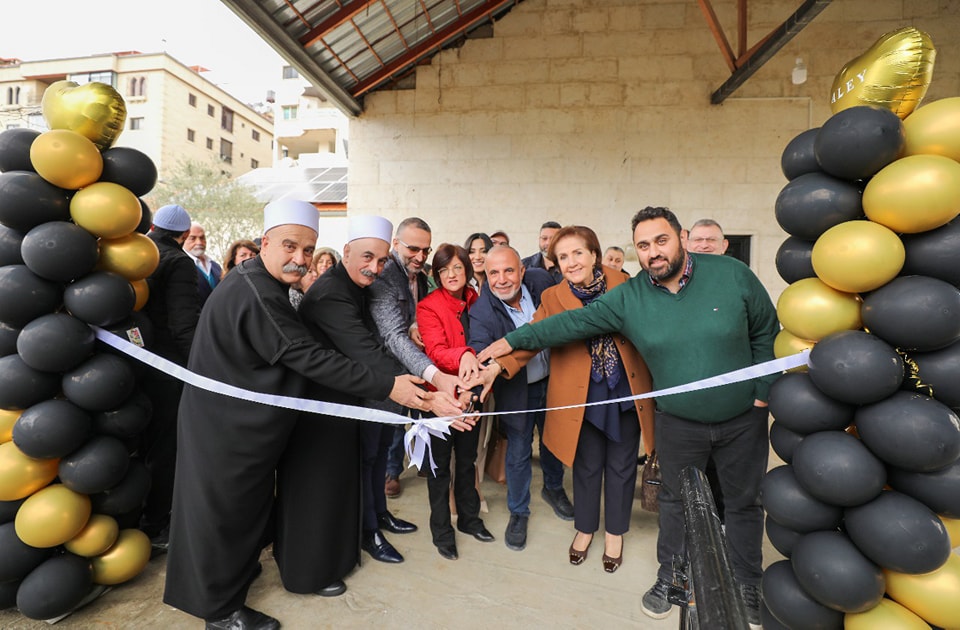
[163, 256, 394, 620]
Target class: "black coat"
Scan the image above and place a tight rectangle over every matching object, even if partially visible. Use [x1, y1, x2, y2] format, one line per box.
[144, 232, 200, 365]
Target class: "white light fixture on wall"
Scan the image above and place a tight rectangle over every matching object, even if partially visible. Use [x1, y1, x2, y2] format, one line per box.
[792, 57, 808, 85]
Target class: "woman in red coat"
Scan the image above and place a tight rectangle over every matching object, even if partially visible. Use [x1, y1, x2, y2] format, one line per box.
[416, 243, 494, 560]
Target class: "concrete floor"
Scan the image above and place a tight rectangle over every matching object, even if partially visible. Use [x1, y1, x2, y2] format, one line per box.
[0, 453, 781, 630]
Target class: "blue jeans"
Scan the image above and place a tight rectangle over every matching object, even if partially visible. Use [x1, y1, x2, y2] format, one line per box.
[385, 425, 406, 479]
[501, 379, 565, 516]
[654, 406, 769, 586]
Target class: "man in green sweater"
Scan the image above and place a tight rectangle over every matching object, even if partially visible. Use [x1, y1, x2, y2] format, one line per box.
[479, 207, 778, 627]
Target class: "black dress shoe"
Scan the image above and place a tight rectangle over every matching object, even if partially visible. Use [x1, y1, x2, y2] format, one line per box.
[437, 543, 458, 560]
[460, 526, 495, 543]
[378, 511, 418, 534]
[316, 580, 347, 597]
[541, 486, 575, 521]
[362, 530, 404, 563]
[205, 606, 280, 630]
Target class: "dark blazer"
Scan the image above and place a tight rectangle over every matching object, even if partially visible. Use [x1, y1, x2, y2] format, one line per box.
[521, 251, 562, 284]
[468, 267, 553, 413]
[195, 259, 223, 305]
[144, 232, 201, 365]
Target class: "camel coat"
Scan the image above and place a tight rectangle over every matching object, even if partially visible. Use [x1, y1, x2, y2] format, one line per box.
[497, 267, 655, 467]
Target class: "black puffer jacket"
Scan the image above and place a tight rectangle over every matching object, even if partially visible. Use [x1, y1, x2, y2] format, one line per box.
[144, 231, 201, 365]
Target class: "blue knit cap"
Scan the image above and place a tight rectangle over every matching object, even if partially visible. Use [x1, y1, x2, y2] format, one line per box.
[153, 204, 192, 232]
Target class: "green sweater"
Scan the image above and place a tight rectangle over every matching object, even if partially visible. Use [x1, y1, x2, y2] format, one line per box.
[505, 253, 779, 423]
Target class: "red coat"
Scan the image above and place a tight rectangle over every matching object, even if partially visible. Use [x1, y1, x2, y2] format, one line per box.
[416, 286, 479, 374]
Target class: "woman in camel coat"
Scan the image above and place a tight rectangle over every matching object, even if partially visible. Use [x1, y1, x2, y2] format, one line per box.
[491, 226, 654, 573]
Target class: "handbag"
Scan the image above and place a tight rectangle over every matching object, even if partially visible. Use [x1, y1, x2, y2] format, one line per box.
[484, 422, 508, 485]
[639, 450, 661, 513]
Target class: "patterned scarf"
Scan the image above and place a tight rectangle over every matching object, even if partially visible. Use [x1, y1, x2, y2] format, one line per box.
[569, 269, 620, 389]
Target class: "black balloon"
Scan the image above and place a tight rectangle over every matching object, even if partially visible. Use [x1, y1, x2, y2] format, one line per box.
[807, 331, 904, 404]
[58, 435, 130, 494]
[769, 372, 855, 435]
[100, 311, 156, 360]
[16, 554, 92, 620]
[62, 353, 136, 411]
[0, 223, 24, 267]
[791, 531, 884, 613]
[0, 321, 19, 358]
[0, 522, 50, 582]
[63, 270, 136, 327]
[0, 354, 61, 410]
[0, 579, 19, 610]
[762, 560, 844, 630]
[770, 421, 804, 464]
[93, 389, 152, 439]
[886, 459, 960, 518]
[0, 497, 26, 525]
[0, 171, 70, 232]
[760, 602, 791, 630]
[0, 127, 39, 173]
[89, 458, 151, 516]
[21, 221, 99, 283]
[912, 339, 960, 408]
[861, 276, 960, 352]
[135, 198, 152, 235]
[766, 515, 803, 558]
[761, 465, 843, 533]
[16, 313, 95, 372]
[774, 172, 863, 241]
[0, 264, 62, 328]
[775, 236, 816, 284]
[12, 399, 92, 459]
[856, 391, 960, 472]
[845, 490, 952, 574]
[781, 128, 821, 181]
[901, 220, 960, 287]
[792, 431, 886, 507]
[815, 106, 905, 181]
[99, 147, 158, 197]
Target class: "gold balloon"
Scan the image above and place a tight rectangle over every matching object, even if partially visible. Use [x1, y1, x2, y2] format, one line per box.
[831, 26, 936, 119]
[0, 408, 20, 443]
[773, 329, 814, 373]
[98, 233, 160, 281]
[65, 514, 120, 557]
[904, 97, 960, 162]
[940, 515, 960, 549]
[812, 221, 905, 293]
[777, 277, 862, 342]
[131, 278, 149, 311]
[885, 553, 960, 628]
[844, 598, 929, 630]
[29, 129, 103, 190]
[91, 528, 151, 585]
[0, 440, 58, 501]
[14, 483, 91, 548]
[41, 80, 126, 150]
[863, 155, 960, 234]
[70, 182, 142, 239]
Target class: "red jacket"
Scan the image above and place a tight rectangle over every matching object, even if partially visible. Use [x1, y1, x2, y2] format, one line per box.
[416, 286, 478, 374]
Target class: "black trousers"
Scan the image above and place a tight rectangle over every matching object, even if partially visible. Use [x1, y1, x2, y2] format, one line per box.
[361, 421, 394, 532]
[572, 409, 640, 535]
[426, 427, 482, 545]
[139, 374, 182, 536]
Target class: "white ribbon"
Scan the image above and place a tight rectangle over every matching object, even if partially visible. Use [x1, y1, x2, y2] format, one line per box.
[93, 327, 809, 472]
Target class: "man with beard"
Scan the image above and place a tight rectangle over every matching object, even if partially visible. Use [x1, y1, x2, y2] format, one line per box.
[183, 221, 222, 305]
[479, 207, 778, 627]
[164, 201, 448, 630]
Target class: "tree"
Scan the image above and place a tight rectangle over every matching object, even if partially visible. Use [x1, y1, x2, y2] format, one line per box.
[146, 158, 262, 261]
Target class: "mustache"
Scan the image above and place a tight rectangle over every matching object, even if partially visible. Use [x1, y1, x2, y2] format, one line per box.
[282, 263, 309, 276]
[360, 269, 379, 280]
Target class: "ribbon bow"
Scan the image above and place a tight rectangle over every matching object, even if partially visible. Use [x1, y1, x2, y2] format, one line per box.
[404, 417, 454, 474]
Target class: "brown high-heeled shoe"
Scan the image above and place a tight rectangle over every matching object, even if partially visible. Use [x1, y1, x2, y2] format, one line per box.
[568, 532, 593, 565]
[602, 535, 623, 573]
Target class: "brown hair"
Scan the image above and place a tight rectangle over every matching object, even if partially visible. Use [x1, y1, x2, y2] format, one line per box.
[546, 225, 603, 272]
[223, 239, 260, 273]
[312, 247, 341, 270]
[430, 243, 474, 285]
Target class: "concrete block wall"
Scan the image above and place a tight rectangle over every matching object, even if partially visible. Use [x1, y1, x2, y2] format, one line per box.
[349, 0, 960, 294]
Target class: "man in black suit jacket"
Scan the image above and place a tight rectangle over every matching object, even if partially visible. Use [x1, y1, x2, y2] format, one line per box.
[469, 246, 573, 552]
[521, 220, 562, 284]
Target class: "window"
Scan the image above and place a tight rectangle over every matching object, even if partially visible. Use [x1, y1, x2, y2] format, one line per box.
[6, 124, 20, 130]
[206, 137, 213, 150]
[207, 104, 215, 117]
[128, 76, 146, 97]
[188, 93, 197, 107]
[725, 235, 752, 266]
[251, 129, 260, 142]
[187, 129, 195, 142]
[6, 87, 12, 105]
[220, 139, 233, 164]
[221, 107, 234, 133]
[251, 158, 259, 169]
[129, 117, 143, 130]
[282, 65, 299, 79]
[281, 106, 298, 120]
[68, 71, 117, 87]
[6, 87, 19, 105]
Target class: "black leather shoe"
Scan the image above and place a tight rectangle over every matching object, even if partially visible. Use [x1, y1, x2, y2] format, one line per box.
[362, 530, 404, 563]
[205, 606, 280, 630]
[460, 526, 495, 543]
[316, 580, 347, 597]
[437, 543, 458, 560]
[541, 486, 575, 521]
[378, 511, 417, 534]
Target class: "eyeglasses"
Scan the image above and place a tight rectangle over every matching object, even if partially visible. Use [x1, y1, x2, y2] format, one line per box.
[438, 264, 465, 277]
[397, 238, 431, 255]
